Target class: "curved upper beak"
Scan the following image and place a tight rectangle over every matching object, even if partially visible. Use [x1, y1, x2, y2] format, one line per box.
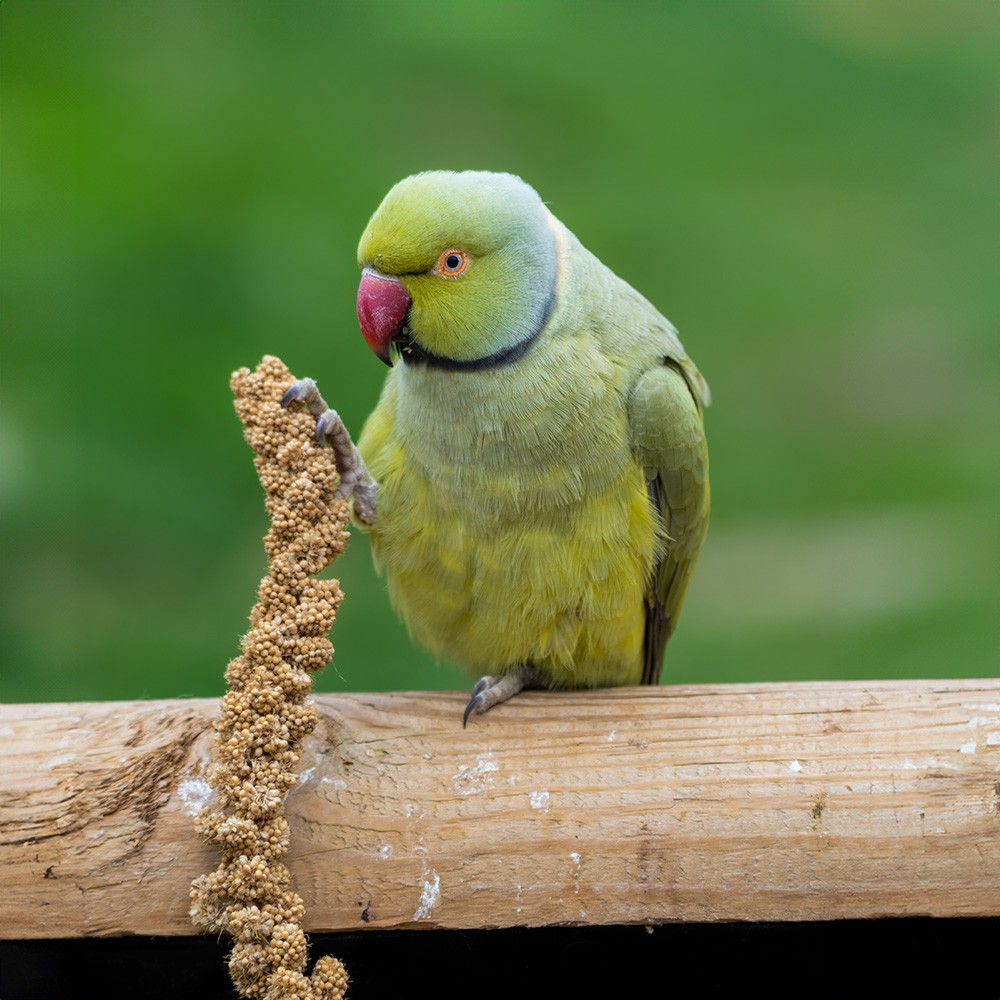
[357, 268, 412, 366]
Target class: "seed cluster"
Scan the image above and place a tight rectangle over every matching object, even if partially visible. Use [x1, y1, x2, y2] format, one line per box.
[190, 355, 350, 999]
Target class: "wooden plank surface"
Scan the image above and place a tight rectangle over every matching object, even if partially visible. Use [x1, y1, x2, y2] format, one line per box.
[2, 680, 998, 939]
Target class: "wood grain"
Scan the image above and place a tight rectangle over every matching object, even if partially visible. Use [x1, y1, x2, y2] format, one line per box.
[2, 681, 997, 939]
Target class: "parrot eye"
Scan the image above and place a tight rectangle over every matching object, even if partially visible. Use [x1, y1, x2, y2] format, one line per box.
[435, 249, 468, 277]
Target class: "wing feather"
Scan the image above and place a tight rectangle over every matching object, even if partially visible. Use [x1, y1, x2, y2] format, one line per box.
[629, 359, 710, 685]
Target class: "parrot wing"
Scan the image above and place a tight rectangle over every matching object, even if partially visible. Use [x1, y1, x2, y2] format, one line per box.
[629, 357, 710, 685]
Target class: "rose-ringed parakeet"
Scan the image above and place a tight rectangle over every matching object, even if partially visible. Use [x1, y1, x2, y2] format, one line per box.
[284, 171, 709, 725]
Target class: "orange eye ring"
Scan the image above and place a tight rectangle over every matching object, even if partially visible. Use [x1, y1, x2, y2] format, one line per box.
[435, 248, 468, 278]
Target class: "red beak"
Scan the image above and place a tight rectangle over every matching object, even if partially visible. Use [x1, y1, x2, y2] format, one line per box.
[357, 269, 412, 366]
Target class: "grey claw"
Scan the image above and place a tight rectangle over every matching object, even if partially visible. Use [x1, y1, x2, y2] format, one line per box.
[280, 384, 302, 408]
[463, 675, 496, 727]
[463, 693, 484, 729]
[315, 415, 329, 444]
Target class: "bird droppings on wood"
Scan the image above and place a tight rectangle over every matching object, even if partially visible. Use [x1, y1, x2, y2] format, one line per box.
[569, 852, 583, 895]
[414, 869, 441, 921]
[451, 753, 499, 796]
[529, 790, 551, 812]
[177, 777, 214, 818]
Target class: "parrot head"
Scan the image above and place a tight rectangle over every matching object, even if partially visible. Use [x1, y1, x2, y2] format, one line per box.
[356, 171, 558, 368]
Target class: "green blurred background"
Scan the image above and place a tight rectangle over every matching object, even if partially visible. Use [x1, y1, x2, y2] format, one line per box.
[3, 1, 996, 704]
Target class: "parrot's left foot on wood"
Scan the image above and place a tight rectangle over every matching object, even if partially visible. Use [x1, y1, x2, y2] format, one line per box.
[282, 378, 378, 524]
[463, 668, 542, 727]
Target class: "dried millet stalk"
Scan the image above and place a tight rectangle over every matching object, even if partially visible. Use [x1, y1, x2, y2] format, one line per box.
[190, 355, 349, 1000]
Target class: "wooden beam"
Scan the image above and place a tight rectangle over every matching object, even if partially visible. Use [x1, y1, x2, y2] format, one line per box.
[2, 680, 998, 939]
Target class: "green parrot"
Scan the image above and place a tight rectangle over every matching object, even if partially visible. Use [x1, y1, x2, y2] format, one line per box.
[283, 170, 709, 725]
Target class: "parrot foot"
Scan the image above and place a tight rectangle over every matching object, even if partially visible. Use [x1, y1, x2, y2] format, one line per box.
[462, 668, 540, 727]
[282, 378, 377, 524]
